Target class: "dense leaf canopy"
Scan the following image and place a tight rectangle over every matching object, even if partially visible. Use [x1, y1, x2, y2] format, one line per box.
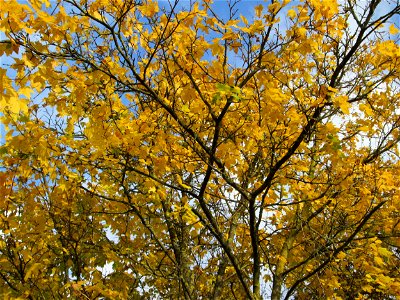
[0, 0, 399, 299]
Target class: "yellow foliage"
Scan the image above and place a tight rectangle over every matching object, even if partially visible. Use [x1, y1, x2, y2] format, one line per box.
[0, 0, 399, 299]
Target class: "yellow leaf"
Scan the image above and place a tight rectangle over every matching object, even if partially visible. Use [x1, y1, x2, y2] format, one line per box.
[362, 285, 374, 293]
[140, 1, 159, 17]
[327, 86, 339, 93]
[334, 95, 350, 114]
[339, 102, 350, 114]
[389, 24, 399, 35]
[37, 11, 55, 24]
[181, 105, 190, 113]
[336, 251, 346, 259]
[92, 11, 102, 20]
[359, 103, 373, 116]
[377, 247, 392, 258]
[255, 5, 263, 18]
[210, 39, 223, 56]
[240, 15, 248, 26]
[287, 9, 296, 19]
[175, 174, 191, 190]
[358, 125, 369, 132]
[268, 2, 281, 14]
[374, 256, 385, 266]
[24, 263, 42, 280]
[297, 27, 307, 37]
[231, 41, 242, 54]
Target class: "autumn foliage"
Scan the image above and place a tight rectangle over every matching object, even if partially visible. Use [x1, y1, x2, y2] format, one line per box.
[0, 0, 400, 299]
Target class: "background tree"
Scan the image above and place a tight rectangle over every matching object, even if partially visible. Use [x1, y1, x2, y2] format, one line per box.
[0, 0, 399, 299]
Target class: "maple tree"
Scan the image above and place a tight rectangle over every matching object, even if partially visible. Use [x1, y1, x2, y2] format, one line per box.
[0, 0, 400, 298]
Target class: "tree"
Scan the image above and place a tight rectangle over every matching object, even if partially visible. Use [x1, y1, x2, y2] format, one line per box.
[0, 0, 399, 298]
